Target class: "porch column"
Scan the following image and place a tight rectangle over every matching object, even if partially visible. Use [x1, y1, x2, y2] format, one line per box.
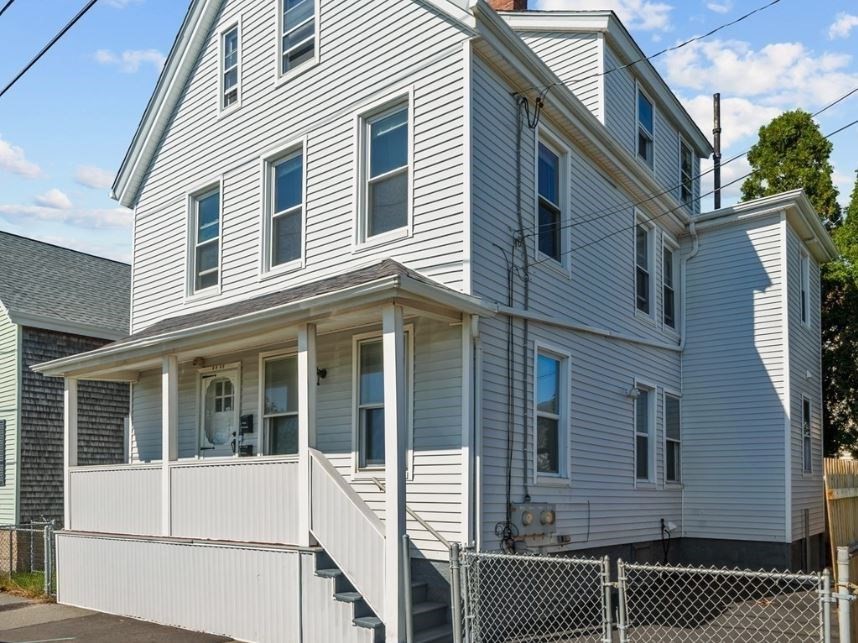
[161, 354, 179, 536]
[63, 378, 78, 530]
[297, 323, 317, 548]
[382, 303, 407, 642]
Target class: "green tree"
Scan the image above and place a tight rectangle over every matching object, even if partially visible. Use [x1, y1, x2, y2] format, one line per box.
[741, 110, 842, 224]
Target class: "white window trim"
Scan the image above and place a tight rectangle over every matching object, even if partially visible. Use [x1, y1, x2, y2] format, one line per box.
[633, 379, 656, 486]
[635, 81, 655, 172]
[801, 394, 813, 475]
[196, 362, 242, 459]
[185, 176, 224, 302]
[800, 250, 811, 328]
[352, 88, 415, 252]
[533, 126, 571, 276]
[258, 136, 308, 280]
[662, 233, 679, 335]
[275, 0, 320, 85]
[350, 326, 415, 479]
[532, 341, 571, 485]
[218, 17, 242, 114]
[678, 137, 693, 209]
[257, 348, 301, 459]
[634, 211, 655, 324]
[663, 389, 681, 486]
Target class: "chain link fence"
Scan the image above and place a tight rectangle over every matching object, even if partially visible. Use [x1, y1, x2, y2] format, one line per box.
[0, 522, 56, 597]
[454, 549, 849, 643]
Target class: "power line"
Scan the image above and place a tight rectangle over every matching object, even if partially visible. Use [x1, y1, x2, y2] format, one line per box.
[0, 1, 16, 19]
[527, 116, 858, 269]
[0, 0, 99, 100]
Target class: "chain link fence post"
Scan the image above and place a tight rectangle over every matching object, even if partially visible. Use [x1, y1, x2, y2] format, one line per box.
[450, 542, 463, 643]
[616, 559, 628, 643]
[601, 555, 613, 643]
[822, 568, 832, 643]
[837, 546, 852, 643]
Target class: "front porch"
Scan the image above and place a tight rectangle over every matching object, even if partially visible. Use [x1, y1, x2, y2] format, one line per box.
[38, 261, 489, 642]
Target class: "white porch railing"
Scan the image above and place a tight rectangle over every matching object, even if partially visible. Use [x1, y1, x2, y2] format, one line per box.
[68, 464, 161, 535]
[309, 448, 386, 620]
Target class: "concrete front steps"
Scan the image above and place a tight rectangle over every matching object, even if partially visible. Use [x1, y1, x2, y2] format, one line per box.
[314, 552, 453, 643]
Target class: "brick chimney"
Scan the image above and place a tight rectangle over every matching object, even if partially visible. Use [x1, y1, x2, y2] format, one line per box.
[487, 0, 527, 11]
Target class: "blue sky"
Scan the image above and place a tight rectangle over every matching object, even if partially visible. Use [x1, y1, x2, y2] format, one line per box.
[0, 0, 855, 261]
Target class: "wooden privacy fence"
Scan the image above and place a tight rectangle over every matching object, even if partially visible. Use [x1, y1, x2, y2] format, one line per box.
[824, 457, 858, 635]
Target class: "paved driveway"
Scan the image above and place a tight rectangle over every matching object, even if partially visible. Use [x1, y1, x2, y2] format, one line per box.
[0, 594, 235, 642]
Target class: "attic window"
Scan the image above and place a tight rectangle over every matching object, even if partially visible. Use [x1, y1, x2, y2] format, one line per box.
[281, 0, 316, 75]
[637, 87, 654, 169]
[221, 25, 240, 110]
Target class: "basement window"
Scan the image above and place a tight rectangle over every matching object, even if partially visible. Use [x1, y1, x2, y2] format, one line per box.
[280, 0, 317, 76]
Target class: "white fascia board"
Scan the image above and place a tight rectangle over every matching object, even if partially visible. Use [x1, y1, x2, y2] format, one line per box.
[471, 1, 689, 231]
[498, 9, 712, 158]
[419, 0, 478, 28]
[695, 190, 838, 263]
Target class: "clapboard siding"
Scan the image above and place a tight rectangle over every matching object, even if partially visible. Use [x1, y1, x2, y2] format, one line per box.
[786, 225, 824, 541]
[471, 52, 683, 551]
[131, 0, 469, 333]
[518, 32, 603, 120]
[19, 328, 128, 525]
[0, 310, 18, 525]
[682, 215, 786, 542]
[129, 316, 461, 560]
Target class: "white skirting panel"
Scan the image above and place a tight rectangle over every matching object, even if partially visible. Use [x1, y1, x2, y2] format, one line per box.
[68, 465, 161, 535]
[56, 533, 373, 643]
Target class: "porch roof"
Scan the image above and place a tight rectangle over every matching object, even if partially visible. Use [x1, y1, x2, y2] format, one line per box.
[33, 260, 494, 381]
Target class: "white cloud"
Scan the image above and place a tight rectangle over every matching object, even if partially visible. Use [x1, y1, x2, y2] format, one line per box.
[829, 13, 858, 40]
[531, 0, 673, 31]
[664, 38, 858, 108]
[680, 94, 781, 150]
[94, 48, 165, 74]
[74, 165, 114, 190]
[0, 204, 132, 229]
[33, 189, 72, 210]
[104, 0, 143, 8]
[706, 1, 732, 13]
[0, 135, 41, 179]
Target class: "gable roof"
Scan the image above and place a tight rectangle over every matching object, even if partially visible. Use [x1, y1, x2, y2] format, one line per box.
[0, 232, 130, 340]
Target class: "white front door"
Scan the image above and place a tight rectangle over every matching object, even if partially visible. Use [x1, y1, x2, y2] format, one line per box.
[200, 370, 240, 457]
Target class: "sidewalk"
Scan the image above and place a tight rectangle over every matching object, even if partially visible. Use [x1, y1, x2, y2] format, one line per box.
[0, 593, 236, 642]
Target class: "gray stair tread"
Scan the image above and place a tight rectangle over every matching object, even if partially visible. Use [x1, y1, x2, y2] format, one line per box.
[315, 568, 343, 579]
[353, 615, 383, 629]
[412, 601, 447, 615]
[334, 591, 363, 603]
[414, 624, 454, 643]
[411, 581, 427, 590]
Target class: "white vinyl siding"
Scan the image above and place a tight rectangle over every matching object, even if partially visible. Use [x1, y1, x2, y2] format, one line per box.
[0, 309, 17, 524]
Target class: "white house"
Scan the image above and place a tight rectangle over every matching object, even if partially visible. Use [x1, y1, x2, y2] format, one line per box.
[35, 0, 837, 641]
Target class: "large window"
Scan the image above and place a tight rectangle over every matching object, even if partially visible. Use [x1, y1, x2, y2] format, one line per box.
[800, 251, 810, 326]
[535, 351, 567, 477]
[537, 141, 562, 263]
[663, 242, 677, 329]
[265, 149, 304, 270]
[361, 104, 410, 242]
[635, 217, 653, 315]
[221, 25, 239, 110]
[262, 354, 299, 455]
[802, 396, 812, 474]
[191, 188, 221, 293]
[280, 0, 316, 75]
[665, 393, 681, 483]
[635, 385, 653, 482]
[637, 87, 654, 168]
[679, 140, 693, 205]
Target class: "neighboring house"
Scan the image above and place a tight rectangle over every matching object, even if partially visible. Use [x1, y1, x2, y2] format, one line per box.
[35, 1, 837, 642]
[0, 232, 130, 530]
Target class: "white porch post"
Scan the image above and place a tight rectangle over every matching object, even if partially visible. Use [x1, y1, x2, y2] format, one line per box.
[63, 378, 78, 530]
[298, 323, 317, 548]
[382, 303, 407, 642]
[161, 354, 178, 536]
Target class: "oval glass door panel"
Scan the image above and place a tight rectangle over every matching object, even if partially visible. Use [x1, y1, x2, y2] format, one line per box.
[200, 372, 239, 456]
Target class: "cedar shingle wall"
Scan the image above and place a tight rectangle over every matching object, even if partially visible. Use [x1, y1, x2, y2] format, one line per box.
[19, 328, 128, 525]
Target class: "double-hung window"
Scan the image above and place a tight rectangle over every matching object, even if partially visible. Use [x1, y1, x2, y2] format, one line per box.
[802, 396, 812, 473]
[800, 251, 810, 326]
[535, 351, 567, 477]
[361, 104, 410, 242]
[665, 393, 681, 483]
[635, 217, 653, 315]
[637, 87, 654, 168]
[679, 140, 693, 205]
[663, 242, 677, 329]
[537, 141, 563, 263]
[635, 385, 653, 482]
[191, 188, 221, 293]
[265, 148, 304, 270]
[221, 25, 239, 110]
[262, 354, 299, 455]
[280, 0, 316, 75]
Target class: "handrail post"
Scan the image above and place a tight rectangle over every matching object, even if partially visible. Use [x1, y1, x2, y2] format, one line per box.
[837, 547, 851, 643]
[298, 324, 317, 548]
[403, 535, 414, 643]
[450, 542, 463, 643]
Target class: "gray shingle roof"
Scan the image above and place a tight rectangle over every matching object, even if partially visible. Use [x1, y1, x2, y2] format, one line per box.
[0, 232, 130, 338]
